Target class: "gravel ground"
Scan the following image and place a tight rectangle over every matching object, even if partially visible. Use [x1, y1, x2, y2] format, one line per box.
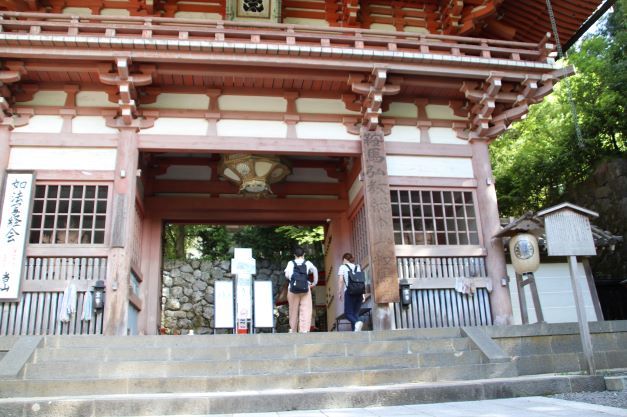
[551, 390, 627, 409]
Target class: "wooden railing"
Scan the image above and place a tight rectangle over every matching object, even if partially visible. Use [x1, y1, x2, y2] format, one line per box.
[394, 255, 492, 328]
[0, 11, 555, 64]
[0, 256, 107, 335]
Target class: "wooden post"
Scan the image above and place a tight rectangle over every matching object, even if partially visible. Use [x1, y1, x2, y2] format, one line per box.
[516, 272, 545, 324]
[103, 127, 139, 335]
[139, 215, 163, 335]
[568, 255, 596, 374]
[470, 138, 513, 325]
[582, 257, 604, 321]
[360, 127, 399, 330]
[515, 273, 529, 324]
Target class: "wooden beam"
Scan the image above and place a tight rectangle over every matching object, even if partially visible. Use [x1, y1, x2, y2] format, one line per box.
[138, 135, 361, 156]
[151, 179, 343, 196]
[145, 195, 347, 212]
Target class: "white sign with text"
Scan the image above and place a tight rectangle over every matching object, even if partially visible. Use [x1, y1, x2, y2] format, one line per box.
[0, 172, 35, 301]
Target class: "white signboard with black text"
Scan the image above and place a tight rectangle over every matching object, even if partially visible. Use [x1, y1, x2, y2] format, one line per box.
[544, 210, 596, 256]
[214, 280, 235, 328]
[0, 172, 35, 301]
[253, 280, 274, 328]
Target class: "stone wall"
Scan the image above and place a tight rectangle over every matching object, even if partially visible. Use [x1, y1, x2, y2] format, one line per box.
[564, 157, 627, 279]
[161, 259, 290, 334]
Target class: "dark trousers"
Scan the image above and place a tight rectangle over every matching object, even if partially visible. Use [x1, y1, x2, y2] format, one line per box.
[344, 290, 363, 331]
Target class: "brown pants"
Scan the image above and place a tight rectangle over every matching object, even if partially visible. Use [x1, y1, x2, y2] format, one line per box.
[287, 288, 312, 333]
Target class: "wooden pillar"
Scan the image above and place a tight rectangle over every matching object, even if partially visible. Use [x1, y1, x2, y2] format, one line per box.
[139, 215, 164, 335]
[360, 127, 399, 330]
[470, 138, 513, 325]
[103, 127, 140, 335]
[0, 125, 10, 194]
[328, 213, 352, 330]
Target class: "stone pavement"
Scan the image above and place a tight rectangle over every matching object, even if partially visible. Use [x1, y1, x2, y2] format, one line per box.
[130, 396, 627, 417]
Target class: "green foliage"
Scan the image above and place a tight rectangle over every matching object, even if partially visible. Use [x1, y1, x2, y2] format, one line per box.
[491, 4, 627, 217]
[275, 225, 325, 245]
[162, 223, 325, 266]
[232, 226, 295, 263]
[196, 226, 234, 260]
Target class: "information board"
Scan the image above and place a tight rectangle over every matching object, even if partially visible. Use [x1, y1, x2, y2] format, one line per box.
[214, 280, 234, 329]
[253, 280, 274, 328]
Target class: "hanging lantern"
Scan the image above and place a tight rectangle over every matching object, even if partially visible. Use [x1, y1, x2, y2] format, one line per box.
[509, 233, 540, 275]
[218, 154, 291, 197]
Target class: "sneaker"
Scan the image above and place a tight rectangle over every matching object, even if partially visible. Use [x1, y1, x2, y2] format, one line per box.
[354, 321, 363, 332]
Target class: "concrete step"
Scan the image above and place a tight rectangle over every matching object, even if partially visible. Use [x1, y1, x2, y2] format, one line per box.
[0, 374, 605, 417]
[23, 350, 486, 379]
[40, 327, 463, 349]
[0, 362, 518, 398]
[33, 337, 472, 363]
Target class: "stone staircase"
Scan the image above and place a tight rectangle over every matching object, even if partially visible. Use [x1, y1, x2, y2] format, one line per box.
[1, 322, 625, 416]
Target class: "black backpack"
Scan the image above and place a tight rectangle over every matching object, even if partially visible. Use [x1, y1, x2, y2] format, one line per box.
[289, 260, 310, 294]
[347, 264, 365, 296]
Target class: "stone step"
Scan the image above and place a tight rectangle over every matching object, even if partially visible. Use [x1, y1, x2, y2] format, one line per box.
[23, 350, 486, 379]
[33, 337, 472, 363]
[40, 327, 463, 349]
[0, 374, 605, 417]
[0, 362, 518, 398]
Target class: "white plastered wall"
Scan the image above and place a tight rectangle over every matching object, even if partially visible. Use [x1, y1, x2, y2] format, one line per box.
[296, 122, 358, 140]
[387, 156, 474, 178]
[72, 116, 118, 134]
[142, 118, 209, 135]
[507, 262, 598, 324]
[385, 126, 421, 143]
[8, 147, 117, 171]
[13, 116, 63, 133]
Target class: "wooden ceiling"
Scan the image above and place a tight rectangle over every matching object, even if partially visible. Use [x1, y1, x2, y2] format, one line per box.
[0, 0, 605, 47]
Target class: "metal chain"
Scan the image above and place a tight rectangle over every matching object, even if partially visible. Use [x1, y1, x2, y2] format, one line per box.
[545, 0, 585, 147]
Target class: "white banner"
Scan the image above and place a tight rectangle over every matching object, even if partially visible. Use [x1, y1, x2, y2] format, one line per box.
[253, 280, 274, 328]
[214, 280, 234, 329]
[0, 172, 35, 301]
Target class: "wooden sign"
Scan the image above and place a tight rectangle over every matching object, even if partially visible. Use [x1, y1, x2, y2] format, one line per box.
[540, 205, 597, 257]
[361, 128, 399, 303]
[0, 172, 35, 302]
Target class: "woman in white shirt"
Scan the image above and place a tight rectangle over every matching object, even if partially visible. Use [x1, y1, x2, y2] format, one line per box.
[337, 252, 363, 331]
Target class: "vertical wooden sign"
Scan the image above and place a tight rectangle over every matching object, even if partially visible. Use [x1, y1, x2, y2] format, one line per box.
[360, 128, 399, 303]
[0, 172, 35, 301]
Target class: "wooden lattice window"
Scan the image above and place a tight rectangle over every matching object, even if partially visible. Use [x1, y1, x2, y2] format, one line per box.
[391, 189, 479, 246]
[29, 184, 109, 245]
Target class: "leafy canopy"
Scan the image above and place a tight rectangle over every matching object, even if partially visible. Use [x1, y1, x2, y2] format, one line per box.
[491, 2, 626, 216]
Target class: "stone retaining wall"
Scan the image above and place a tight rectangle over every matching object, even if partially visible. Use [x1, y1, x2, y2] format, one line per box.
[161, 259, 289, 334]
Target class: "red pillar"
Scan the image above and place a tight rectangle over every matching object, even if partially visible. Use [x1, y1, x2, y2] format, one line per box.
[471, 138, 513, 325]
[0, 125, 11, 193]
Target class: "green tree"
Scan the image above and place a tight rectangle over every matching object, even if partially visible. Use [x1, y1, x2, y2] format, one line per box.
[491, 3, 626, 217]
[196, 226, 234, 260]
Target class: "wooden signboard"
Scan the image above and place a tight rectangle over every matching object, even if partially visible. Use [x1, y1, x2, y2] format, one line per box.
[0, 172, 35, 302]
[537, 203, 599, 375]
[543, 209, 596, 256]
[361, 128, 399, 303]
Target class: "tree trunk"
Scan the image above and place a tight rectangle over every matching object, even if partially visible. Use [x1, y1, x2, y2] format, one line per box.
[175, 224, 186, 259]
